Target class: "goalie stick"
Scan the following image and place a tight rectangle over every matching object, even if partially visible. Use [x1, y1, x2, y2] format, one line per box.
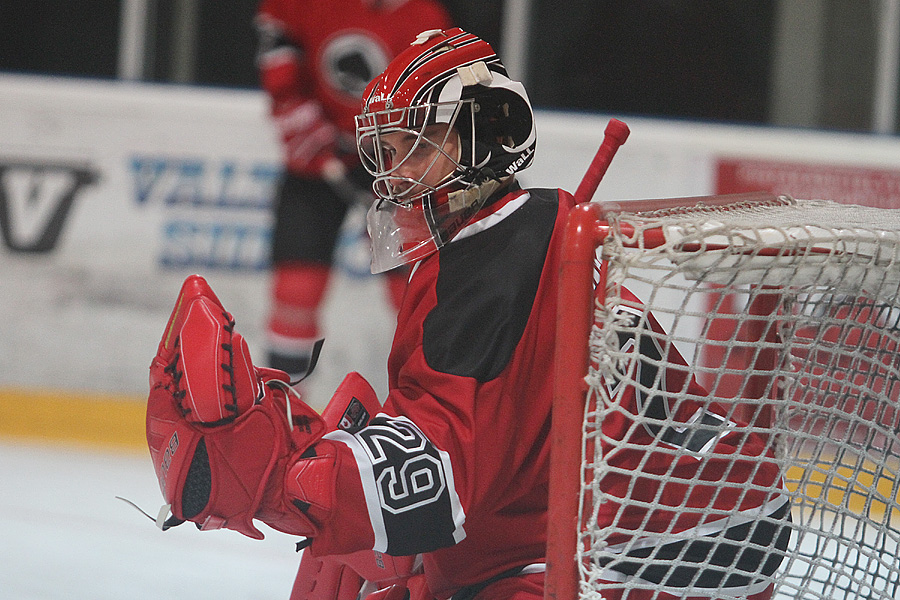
[322, 158, 374, 206]
[573, 118, 630, 205]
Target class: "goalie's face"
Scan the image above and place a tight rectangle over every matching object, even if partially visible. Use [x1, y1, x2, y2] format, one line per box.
[360, 118, 475, 273]
[359, 119, 463, 205]
[382, 124, 461, 198]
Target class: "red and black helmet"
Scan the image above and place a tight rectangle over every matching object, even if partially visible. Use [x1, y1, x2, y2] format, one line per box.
[355, 28, 536, 272]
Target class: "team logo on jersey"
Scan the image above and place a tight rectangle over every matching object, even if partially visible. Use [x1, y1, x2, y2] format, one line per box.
[320, 33, 390, 100]
[604, 305, 664, 402]
[0, 159, 98, 253]
[337, 398, 371, 434]
[607, 305, 735, 455]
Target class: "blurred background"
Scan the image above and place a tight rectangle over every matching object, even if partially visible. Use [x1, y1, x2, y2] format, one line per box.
[1, 2, 900, 598]
[2, 0, 898, 132]
[1, 0, 900, 444]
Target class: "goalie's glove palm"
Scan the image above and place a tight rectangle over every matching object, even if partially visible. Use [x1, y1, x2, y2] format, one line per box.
[146, 275, 326, 539]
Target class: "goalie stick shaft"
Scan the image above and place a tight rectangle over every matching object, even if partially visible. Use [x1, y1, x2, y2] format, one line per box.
[573, 118, 630, 205]
[323, 158, 373, 206]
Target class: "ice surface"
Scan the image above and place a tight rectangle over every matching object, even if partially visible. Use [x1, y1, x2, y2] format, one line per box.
[0, 439, 301, 599]
[3, 438, 897, 600]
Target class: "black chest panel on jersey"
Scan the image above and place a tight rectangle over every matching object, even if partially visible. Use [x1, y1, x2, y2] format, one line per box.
[422, 189, 559, 382]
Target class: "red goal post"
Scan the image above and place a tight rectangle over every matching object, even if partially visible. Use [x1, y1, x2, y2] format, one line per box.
[547, 192, 900, 600]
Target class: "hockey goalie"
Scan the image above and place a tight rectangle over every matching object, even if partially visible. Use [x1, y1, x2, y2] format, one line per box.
[145, 28, 790, 600]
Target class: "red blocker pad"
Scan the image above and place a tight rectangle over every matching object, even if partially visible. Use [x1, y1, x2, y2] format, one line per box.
[321, 371, 383, 434]
[275, 371, 382, 535]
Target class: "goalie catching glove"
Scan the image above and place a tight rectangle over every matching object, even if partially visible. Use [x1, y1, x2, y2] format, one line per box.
[145, 274, 378, 540]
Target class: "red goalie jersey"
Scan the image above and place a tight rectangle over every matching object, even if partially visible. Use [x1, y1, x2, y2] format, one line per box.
[303, 186, 569, 599]
[297, 189, 790, 600]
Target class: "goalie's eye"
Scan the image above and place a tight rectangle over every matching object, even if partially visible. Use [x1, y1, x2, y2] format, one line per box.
[181, 439, 211, 519]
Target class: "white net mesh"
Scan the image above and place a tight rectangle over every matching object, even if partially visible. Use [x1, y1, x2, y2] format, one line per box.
[580, 196, 900, 599]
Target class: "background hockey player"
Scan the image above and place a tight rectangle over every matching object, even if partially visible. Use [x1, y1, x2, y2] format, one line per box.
[254, 0, 452, 384]
[146, 28, 791, 600]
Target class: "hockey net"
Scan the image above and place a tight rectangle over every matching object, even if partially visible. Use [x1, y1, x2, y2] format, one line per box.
[547, 193, 900, 600]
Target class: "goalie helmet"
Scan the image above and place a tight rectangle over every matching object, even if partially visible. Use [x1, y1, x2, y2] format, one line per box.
[356, 27, 536, 272]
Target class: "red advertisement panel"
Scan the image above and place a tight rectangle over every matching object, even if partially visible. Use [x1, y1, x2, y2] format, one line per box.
[703, 158, 900, 423]
[716, 157, 900, 209]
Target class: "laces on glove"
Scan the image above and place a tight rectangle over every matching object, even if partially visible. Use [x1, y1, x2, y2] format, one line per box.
[137, 275, 329, 540]
[116, 497, 181, 531]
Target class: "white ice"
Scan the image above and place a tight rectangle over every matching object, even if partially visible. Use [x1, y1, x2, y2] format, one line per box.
[3, 437, 897, 600]
[0, 439, 302, 599]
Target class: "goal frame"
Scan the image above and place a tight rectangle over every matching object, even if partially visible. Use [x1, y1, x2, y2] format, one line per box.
[544, 191, 855, 600]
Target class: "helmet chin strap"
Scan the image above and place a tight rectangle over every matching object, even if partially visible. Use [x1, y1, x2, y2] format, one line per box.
[441, 126, 506, 214]
[446, 175, 511, 213]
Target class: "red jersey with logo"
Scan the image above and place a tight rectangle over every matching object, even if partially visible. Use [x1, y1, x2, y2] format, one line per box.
[303, 186, 571, 599]
[256, 0, 453, 134]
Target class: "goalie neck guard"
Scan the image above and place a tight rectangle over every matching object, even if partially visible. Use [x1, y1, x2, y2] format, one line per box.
[356, 28, 536, 273]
